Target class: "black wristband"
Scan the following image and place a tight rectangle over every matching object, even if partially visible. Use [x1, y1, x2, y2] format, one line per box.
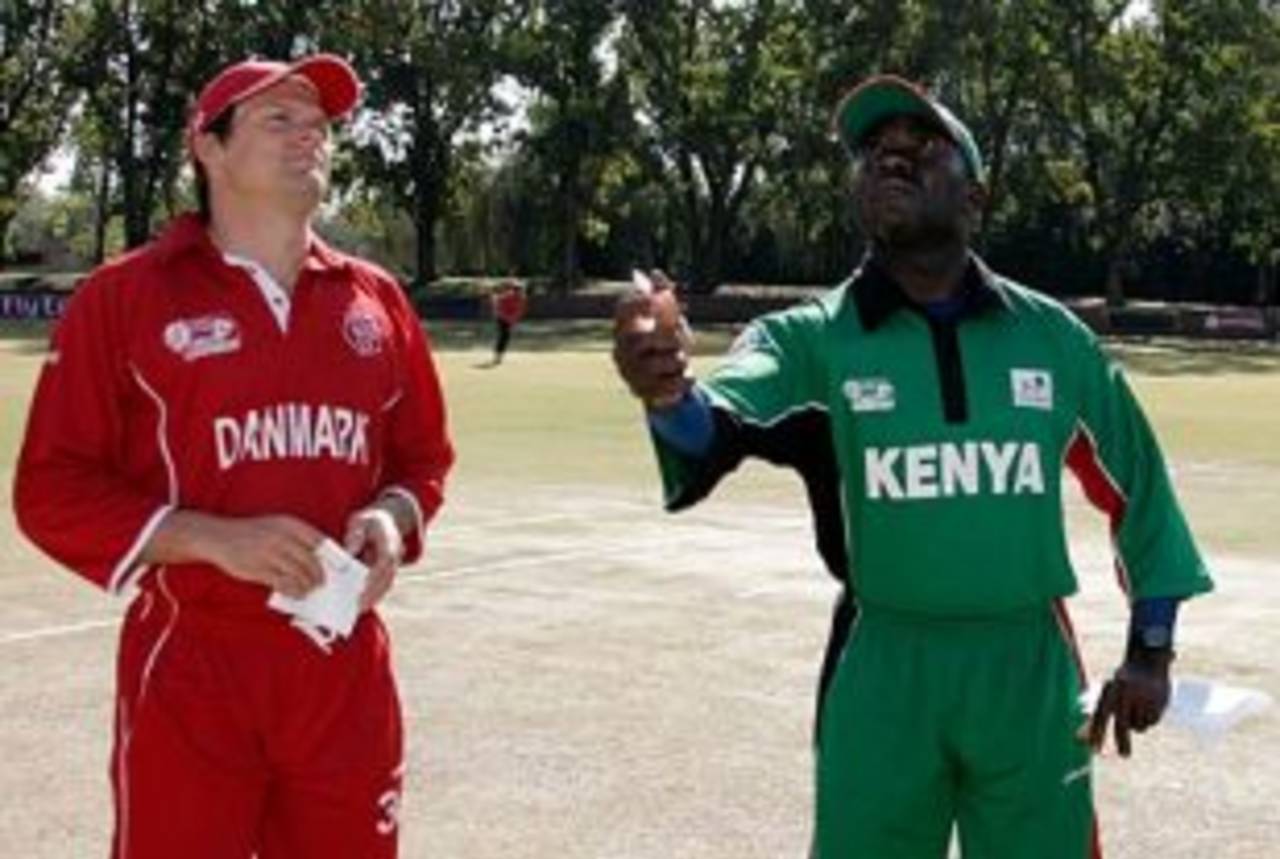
[1125, 631, 1176, 667]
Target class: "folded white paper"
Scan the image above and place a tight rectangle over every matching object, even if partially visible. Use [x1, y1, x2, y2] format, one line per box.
[1163, 677, 1273, 741]
[1082, 676, 1273, 743]
[268, 539, 369, 638]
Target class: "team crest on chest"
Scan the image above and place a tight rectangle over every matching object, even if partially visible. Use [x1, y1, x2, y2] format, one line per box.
[163, 314, 241, 362]
[342, 303, 388, 357]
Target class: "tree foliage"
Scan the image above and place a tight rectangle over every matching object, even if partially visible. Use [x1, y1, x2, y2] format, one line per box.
[4, 0, 1280, 307]
[0, 0, 76, 261]
[335, 0, 522, 287]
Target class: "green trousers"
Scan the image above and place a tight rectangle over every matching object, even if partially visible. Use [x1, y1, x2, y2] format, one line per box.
[814, 603, 1097, 859]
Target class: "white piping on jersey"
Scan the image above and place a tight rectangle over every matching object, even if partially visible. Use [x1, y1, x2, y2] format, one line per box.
[728, 399, 830, 430]
[130, 366, 179, 506]
[109, 506, 175, 595]
[223, 251, 292, 334]
[381, 485, 426, 543]
[1068, 418, 1134, 596]
[382, 388, 404, 412]
[116, 568, 179, 859]
[110, 367, 181, 595]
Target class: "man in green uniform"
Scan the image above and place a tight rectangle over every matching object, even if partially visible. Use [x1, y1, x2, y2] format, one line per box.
[612, 74, 1213, 859]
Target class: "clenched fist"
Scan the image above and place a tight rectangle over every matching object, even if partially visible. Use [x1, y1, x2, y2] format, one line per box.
[612, 270, 694, 409]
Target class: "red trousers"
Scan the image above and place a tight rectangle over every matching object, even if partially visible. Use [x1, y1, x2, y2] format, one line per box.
[110, 570, 403, 859]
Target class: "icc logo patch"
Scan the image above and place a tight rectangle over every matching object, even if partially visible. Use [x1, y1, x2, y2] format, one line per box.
[164, 314, 241, 362]
[844, 377, 896, 413]
[342, 303, 388, 357]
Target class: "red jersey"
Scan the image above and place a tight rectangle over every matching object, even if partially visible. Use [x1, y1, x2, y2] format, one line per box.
[493, 287, 527, 324]
[14, 214, 454, 605]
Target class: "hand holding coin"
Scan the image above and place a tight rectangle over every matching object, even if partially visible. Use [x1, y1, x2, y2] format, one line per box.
[612, 269, 693, 409]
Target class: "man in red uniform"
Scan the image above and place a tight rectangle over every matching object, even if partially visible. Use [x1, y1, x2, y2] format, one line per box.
[487, 279, 527, 366]
[13, 54, 454, 858]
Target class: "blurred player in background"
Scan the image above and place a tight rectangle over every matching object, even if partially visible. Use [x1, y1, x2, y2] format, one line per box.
[13, 54, 453, 859]
[486, 278, 528, 366]
[611, 74, 1213, 858]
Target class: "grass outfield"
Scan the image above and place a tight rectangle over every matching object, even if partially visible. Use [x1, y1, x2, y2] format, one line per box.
[423, 322, 1280, 558]
[0, 321, 1277, 858]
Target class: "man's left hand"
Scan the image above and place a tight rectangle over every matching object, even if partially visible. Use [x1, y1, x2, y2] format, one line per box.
[1086, 651, 1174, 757]
[344, 507, 405, 611]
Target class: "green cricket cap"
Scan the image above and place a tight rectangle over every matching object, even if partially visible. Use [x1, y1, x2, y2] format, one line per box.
[834, 74, 985, 184]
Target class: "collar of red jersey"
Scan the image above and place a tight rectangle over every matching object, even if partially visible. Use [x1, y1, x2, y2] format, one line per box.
[154, 213, 353, 275]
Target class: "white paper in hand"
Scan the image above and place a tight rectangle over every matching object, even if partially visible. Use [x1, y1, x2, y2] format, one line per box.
[268, 539, 369, 639]
[1082, 676, 1273, 745]
[1163, 677, 1273, 743]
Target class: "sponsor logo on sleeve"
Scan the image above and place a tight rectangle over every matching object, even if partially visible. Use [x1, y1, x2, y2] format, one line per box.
[163, 314, 241, 362]
[1011, 368, 1053, 410]
[844, 377, 896, 413]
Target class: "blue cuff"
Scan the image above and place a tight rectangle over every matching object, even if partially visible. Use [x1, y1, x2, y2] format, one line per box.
[1130, 597, 1181, 648]
[647, 386, 715, 458]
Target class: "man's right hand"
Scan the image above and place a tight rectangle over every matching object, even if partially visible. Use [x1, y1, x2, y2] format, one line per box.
[142, 511, 326, 598]
[612, 270, 693, 409]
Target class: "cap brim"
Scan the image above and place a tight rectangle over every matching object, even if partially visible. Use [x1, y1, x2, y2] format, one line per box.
[833, 75, 949, 153]
[288, 54, 361, 120]
[207, 54, 361, 130]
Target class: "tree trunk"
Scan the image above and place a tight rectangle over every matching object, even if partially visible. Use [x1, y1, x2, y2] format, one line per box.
[93, 162, 112, 264]
[702, 197, 728, 294]
[1254, 261, 1275, 307]
[557, 158, 581, 293]
[1103, 233, 1131, 307]
[124, 176, 150, 248]
[676, 153, 706, 291]
[413, 179, 439, 290]
[560, 216, 579, 294]
[0, 211, 13, 266]
[1104, 257, 1126, 308]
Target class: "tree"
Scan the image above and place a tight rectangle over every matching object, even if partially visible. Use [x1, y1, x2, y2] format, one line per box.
[66, 0, 229, 248]
[1033, 0, 1274, 304]
[337, 0, 523, 288]
[620, 0, 808, 292]
[510, 0, 622, 290]
[1172, 5, 1280, 304]
[0, 0, 75, 263]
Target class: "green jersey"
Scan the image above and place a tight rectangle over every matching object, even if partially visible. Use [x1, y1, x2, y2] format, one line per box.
[655, 258, 1213, 616]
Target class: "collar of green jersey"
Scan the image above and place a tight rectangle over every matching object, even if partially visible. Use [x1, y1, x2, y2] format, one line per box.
[850, 253, 1011, 331]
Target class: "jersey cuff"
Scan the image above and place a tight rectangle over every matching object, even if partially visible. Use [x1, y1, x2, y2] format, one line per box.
[379, 485, 426, 560]
[646, 386, 714, 457]
[108, 504, 175, 595]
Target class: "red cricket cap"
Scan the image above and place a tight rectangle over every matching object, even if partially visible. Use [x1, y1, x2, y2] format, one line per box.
[189, 53, 361, 135]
